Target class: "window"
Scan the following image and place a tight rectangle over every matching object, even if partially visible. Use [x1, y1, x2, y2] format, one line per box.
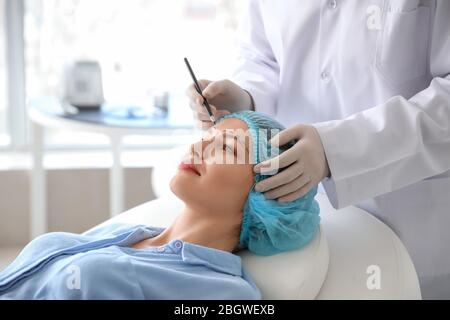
[24, 0, 246, 148]
[0, 0, 9, 146]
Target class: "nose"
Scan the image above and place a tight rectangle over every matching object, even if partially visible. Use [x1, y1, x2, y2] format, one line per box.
[191, 139, 205, 163]
[190, 138, 213, 163]
[190, 141, 201, 162]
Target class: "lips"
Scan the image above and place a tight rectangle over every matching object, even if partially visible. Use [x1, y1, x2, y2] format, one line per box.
[178, 161, 201, 176]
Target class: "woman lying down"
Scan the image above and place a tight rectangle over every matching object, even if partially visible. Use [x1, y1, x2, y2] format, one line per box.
[0, 111, 320, 299]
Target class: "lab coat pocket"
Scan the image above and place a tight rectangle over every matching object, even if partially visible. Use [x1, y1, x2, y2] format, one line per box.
[375, 6, 431, 87]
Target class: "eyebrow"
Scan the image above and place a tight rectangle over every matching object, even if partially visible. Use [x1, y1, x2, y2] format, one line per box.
[223, 131, 249, 154]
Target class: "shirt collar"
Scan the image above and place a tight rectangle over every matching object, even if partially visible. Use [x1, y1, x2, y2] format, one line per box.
[178, 241, 243, 277]
[137, 226, 243, 277]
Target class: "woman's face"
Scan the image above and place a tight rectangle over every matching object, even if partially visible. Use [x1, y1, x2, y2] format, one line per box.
[170, 118, 254, 214]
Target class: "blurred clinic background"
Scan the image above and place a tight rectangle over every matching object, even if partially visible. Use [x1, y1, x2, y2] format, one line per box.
[0, 0, 246, 268]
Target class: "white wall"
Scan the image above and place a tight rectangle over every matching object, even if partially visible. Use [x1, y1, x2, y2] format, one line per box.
[0, 167, 156, 246]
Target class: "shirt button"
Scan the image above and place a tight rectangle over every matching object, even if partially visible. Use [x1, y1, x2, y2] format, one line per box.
[328, 0, 337, 9]
[321, 71, 331, 83]
[157, 246, 165, 252]
[174, 241, 183, 249]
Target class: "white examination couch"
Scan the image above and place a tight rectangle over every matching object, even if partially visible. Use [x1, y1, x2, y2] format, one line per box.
[99, 148, 421, 300]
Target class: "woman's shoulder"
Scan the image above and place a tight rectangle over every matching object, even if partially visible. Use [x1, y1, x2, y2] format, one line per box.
[16, 223, 155, 260]
[82, 222, 163, 238]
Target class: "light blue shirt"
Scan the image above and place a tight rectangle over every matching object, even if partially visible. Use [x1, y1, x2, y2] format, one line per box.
[0, 223, 261, 300]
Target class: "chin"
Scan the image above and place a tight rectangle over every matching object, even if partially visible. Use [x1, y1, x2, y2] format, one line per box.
[170, 173, 217, 209]
[169, 172, 196, 202]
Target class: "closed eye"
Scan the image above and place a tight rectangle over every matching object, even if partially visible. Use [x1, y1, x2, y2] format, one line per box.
[223, 144, 235, 155]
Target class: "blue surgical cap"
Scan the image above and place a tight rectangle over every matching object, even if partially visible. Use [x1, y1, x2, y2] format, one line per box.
[219, 111, 320, 256]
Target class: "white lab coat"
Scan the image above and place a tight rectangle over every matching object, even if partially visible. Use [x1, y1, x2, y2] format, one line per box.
[232, 0, 450, 299]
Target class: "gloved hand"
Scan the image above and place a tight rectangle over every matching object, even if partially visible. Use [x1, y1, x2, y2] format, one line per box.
[253, 124, 331, 202]
[186, 79, 254, 130]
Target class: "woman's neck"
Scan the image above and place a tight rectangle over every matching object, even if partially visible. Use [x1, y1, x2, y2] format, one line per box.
[136, 205, 243, 253]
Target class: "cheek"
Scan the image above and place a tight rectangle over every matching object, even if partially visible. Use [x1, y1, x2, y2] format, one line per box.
[202, 164, 254, 207]
[169, 165, 254, 210]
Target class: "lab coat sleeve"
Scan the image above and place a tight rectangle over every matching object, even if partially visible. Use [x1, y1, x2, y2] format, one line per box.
[313, 6, 450, 209]
[230, 0, 280, 116]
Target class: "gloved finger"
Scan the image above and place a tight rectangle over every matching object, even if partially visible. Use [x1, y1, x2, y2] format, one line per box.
[195, 119, 213, 131]
[278, 181, 315, 203]
[202, 80, 225, 101]
[191, 103, 213, 125]
[189, 99, 207, 113]
[197, 79, 211, 90]
[254, 161, 304, 192]
[195, 105, 229, 122]
[186, 85, 202, 101]
[196, 109, 214, 121]
[187, 79, 212, 106]
[213, 106, 231, 119]
[195, 105, 217, 121]
[192, 110, 205, 122]
[186, 79, 211, 95]
[263, 173, 311, 200]
[254, 142, 301, 174]
[269, 124, 302, 148]
[201, 120, 214, 131]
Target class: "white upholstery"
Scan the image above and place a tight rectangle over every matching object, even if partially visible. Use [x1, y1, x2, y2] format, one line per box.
[100, 191, 421, 299]
[315, 192, 421, 299]
[239, 226, 329, 299]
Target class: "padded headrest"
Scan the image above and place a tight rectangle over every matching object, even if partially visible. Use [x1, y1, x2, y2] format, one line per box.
[239, 226, 329, 299]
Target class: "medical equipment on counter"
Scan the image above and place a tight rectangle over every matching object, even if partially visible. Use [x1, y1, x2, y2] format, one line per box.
[60, 60, 105, 109]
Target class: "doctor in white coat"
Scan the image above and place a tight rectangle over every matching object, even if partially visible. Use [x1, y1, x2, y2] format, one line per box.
[187, 0, 450, 299]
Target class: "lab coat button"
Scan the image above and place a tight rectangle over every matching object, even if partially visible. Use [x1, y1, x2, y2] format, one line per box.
[321, 71, 331, 83]
[328, 0, 337, 9]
